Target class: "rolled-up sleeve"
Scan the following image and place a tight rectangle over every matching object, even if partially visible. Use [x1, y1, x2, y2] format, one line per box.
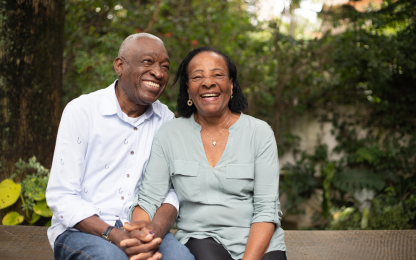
[46, 102, 99, 228]
[129, 137, 172, 221]
[251, 126, 282, 227]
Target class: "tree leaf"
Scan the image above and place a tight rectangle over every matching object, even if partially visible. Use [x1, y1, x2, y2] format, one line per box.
[33, 199, 53, 217]
[0, 179, 21, 209]
[2, 211, 24, 225]
[28, 212, 41, 225]
[33, 192, 45, 201]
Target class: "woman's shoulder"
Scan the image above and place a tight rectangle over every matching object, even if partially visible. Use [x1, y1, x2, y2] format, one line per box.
[241, 114, 274, 134]
[155, 116, 193, 139]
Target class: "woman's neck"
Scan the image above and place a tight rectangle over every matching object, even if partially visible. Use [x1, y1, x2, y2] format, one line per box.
[195, 110, 237, 130]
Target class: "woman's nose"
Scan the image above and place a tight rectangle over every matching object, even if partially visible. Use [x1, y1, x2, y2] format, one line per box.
[201, 76, 216, 88]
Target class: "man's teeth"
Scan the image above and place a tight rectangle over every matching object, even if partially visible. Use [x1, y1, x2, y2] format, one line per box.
[145, 81, 160, 88]
[202, 94, 219, 97]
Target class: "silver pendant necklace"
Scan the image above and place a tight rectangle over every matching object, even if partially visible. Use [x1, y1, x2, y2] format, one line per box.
[201, 116, 231, 146]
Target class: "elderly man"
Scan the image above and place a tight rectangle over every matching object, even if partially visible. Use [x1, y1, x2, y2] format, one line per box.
[46, 33, 195, 260]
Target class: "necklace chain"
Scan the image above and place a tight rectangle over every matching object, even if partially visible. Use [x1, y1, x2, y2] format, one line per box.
[201, 116, 231, 146]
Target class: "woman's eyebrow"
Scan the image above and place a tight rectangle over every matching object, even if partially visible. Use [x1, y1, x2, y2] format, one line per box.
[190, 69, 204, 75]
[211, 68, 225, 72]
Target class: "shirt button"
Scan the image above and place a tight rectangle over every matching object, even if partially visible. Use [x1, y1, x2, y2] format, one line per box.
[130, 151, 134, 155]
[121, 196, 124, 200]
[127, 174, 130, 178]
[115, 215, 119, 217]
[61, 215, 63, 218]
[134, 127, 137, 131]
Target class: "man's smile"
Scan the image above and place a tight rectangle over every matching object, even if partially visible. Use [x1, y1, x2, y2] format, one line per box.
[143, 80, 161, 88]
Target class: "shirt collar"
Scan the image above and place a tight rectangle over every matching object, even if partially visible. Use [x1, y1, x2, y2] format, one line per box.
[101, 80, 162, 120]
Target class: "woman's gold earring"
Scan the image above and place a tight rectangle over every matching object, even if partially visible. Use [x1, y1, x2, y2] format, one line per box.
[231, 95, 233, 100]
[187, 99, 193, 106]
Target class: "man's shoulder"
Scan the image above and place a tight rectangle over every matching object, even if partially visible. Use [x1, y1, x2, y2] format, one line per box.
[64, 86, 109, 114]
[153, 100, 174, 121]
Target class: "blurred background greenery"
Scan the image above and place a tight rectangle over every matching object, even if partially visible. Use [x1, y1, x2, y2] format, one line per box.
[1, 0, 415, 229]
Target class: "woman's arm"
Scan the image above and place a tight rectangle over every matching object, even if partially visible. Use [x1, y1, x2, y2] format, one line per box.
[243, 124, 282, 260]
[242, 222, 275, 260]
[129, 204, 177, 239]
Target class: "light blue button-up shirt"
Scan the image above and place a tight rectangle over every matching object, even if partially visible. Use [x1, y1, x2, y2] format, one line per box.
[46, 80, 179, 249]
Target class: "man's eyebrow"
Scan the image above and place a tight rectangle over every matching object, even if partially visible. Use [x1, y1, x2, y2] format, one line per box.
[140, 52, 170, 62]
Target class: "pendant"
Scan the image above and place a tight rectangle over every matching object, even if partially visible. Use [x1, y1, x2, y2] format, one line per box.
[213, 141, 216, 146]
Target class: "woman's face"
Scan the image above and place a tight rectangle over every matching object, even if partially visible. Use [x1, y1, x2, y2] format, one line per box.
[187, 51, 233, 117]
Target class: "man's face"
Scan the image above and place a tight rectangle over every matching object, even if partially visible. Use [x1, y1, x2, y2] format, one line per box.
[116, 38, 170, 106]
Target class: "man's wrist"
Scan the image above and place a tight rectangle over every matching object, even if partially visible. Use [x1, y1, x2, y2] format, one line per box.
[102, 226, 115, 242]
[108, 227, 126, 245]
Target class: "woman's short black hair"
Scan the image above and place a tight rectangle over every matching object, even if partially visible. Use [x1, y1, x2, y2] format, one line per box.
[172, 46, 248, 118]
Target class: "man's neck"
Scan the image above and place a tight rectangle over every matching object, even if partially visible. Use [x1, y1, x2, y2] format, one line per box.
[115, 82, 148, 118]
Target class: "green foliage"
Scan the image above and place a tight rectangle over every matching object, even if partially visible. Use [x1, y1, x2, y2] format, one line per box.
[0, 178, 21, 209]
[2, 157, 51, 226]
[2, 211, 24, 225]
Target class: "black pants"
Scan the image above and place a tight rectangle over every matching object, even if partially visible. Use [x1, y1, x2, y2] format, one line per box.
[185, 238, 287, 260]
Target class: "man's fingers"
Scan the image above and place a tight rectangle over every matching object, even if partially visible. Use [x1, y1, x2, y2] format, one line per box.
[130, 229, 154, 243]
[124, 238, 162, 255]
[146, 252, 162, 260]
[124, 221, 150, 231]
[120, 238, 141, 248]
[129, 252, 155, 260]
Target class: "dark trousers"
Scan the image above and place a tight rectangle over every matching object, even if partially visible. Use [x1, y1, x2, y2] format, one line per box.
[185, 237, 287, 260]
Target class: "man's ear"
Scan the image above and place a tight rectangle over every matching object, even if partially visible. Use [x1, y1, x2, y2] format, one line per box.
[113, 57, 123, 76]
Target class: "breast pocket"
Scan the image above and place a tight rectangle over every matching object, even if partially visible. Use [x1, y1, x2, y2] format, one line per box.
[171, 160, 200, 202]
[223, 164, 255, 196]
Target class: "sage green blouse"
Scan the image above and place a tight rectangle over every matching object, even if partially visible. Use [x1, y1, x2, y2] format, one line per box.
[129, 113, 286, 259]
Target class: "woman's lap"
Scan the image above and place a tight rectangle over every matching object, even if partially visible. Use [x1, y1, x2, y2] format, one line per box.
[185, 237, 286, 260]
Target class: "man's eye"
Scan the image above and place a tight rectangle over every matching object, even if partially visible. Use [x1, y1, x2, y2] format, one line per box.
[143, 59, 152, 63]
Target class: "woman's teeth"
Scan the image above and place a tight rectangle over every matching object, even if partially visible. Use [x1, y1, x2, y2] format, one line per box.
[144, 81, 160, 88]
[201, 94, 219, 97]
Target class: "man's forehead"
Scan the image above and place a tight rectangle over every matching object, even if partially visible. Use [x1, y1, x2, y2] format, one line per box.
[130, 38, 167, 54]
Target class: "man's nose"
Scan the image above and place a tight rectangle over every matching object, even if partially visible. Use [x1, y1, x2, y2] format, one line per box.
[150, 63, 163, 79]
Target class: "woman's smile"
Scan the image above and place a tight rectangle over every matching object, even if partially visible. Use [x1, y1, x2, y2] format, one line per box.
[200, 92, 220, 102]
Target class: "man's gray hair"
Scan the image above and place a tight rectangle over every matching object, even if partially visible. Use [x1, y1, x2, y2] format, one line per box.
[118, 33, 164, 58]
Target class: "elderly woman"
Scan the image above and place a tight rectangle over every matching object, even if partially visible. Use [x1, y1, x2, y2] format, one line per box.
[128, 47, 286, 260]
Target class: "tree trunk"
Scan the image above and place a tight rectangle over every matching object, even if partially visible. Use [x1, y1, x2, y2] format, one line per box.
[0, 0, 64, 219]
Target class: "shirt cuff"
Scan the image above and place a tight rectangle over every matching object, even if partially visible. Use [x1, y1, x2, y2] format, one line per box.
[64, 201, 100, 228]
[251, 197, 282, 227]
[162, 188, 180, 217]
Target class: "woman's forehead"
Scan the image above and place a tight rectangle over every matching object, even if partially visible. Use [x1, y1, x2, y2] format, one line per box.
[188, 51, 227, 72]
